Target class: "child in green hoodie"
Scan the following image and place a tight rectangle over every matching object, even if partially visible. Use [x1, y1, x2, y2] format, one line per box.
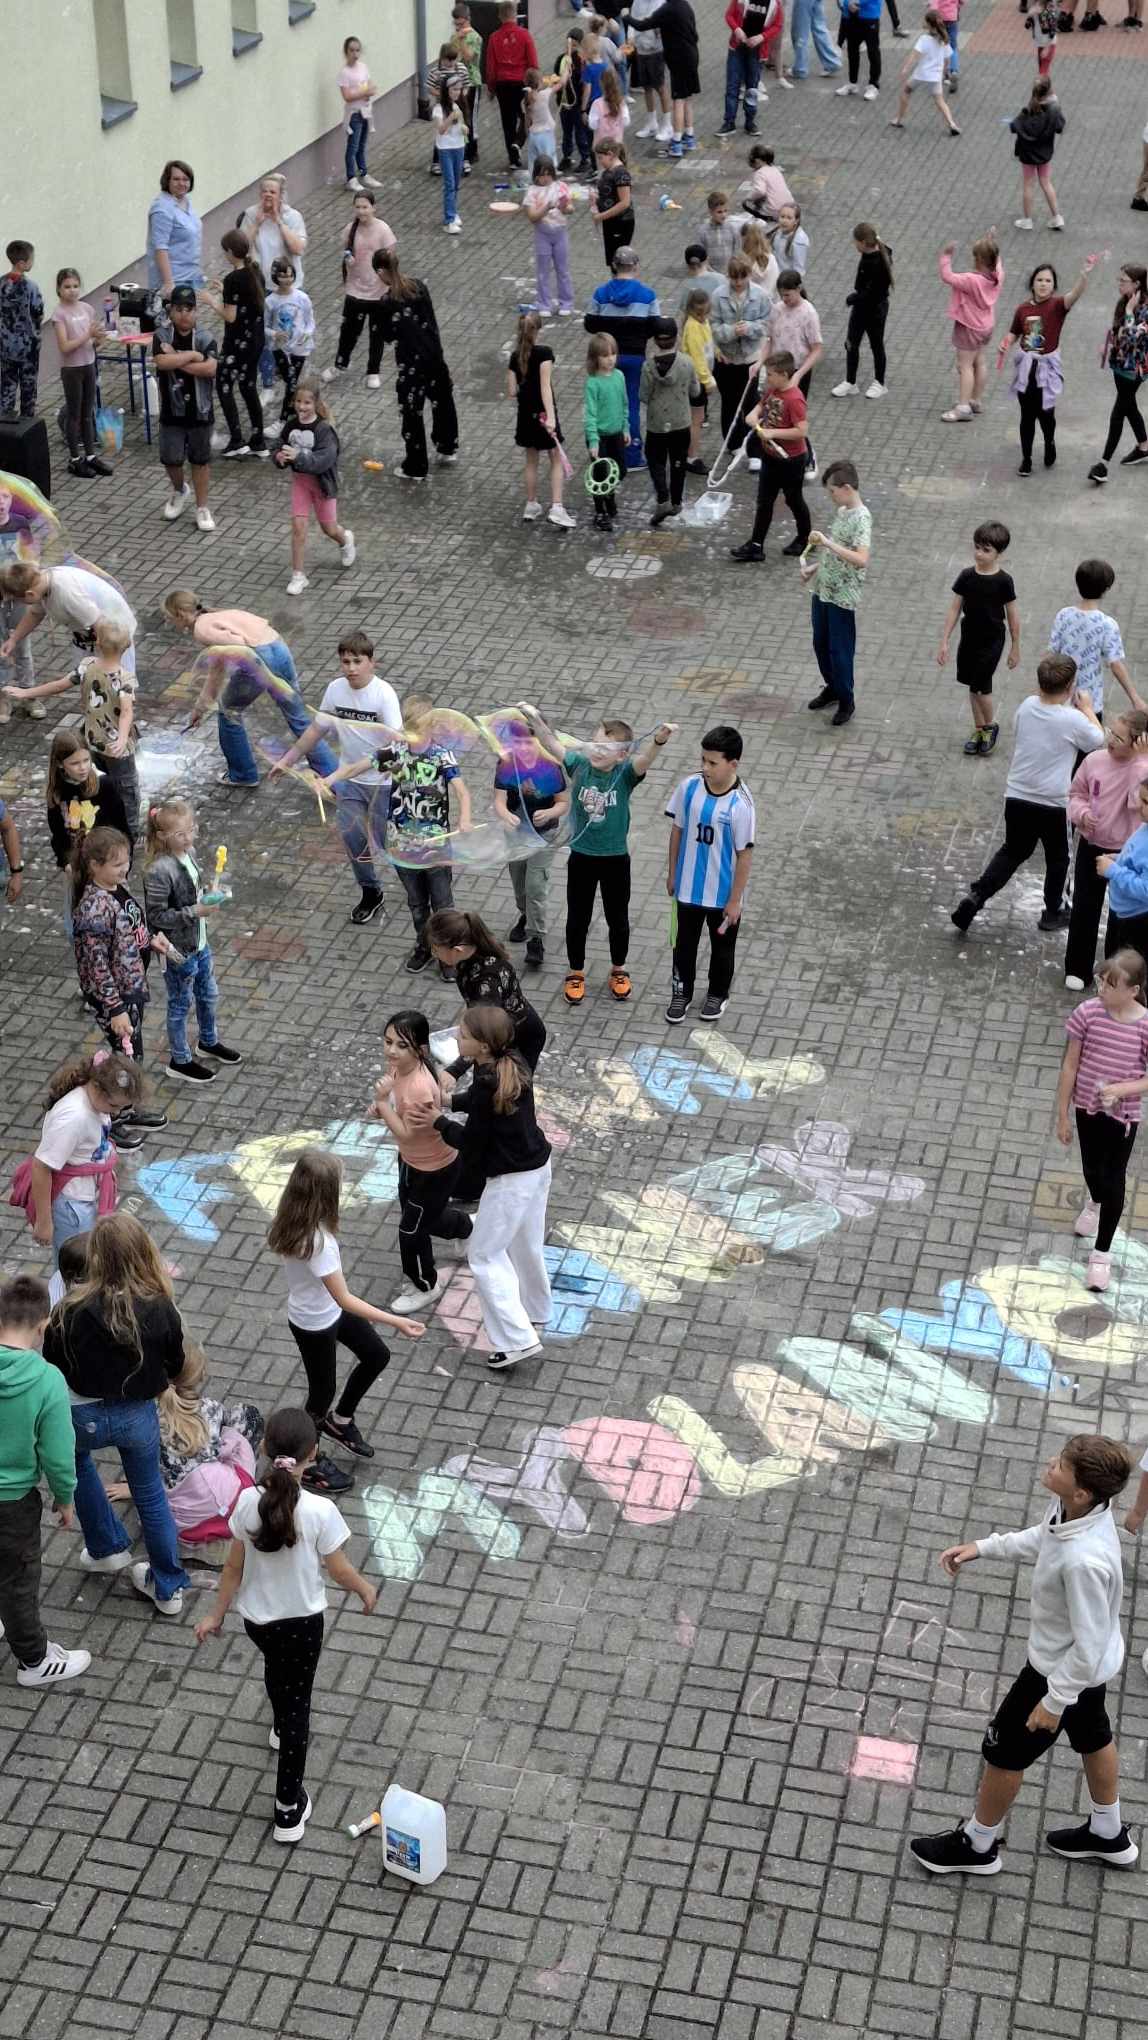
[0, 1274, 89, 1689]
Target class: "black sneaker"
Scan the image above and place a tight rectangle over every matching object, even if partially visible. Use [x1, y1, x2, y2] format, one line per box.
[69, 456, 98, 477]
[699, 993, 727, 1022]
[665, 989, 692, 1024]
[507, 915, 527, 943]
[744, 122, 759, 134]
[951, 895, 980, 932]
[1018, 458, 1033, 476]
[273, 1793, 312, 1844]
[650, 502, 675, 527]
[1120, 445, 1148, 464]
[88, 456, 114, 477]
[221, 440, 250, 459]
[963, 731, 987, 755]
[686, 458, 708, 475]
[832, 704, 855, 726]
[110, 1121, 146, 1149]
[983, 722, 1000, 752]
[200, 1040, 243, 1065]
[405, 945, 433, 973]
[558, 155, 574, 171]
[1088, 460, 1109, 484]
[808, 688, 835, 710]
[781, 537, 806, 556]
[729, 541, 765, 562]
[301, 1453, 353, 1494]
[439, 962, 456, 983]
[525, 936, 545, 968]
[717, 121, 738, 134]
[121, 1106, 170, 1130]
[321, 1415, 375, 1458]
[1133, 197, 1148, 211]
[1044, 443, 1057, 467]
[248, 437, 270, 460]
[1039, 907, 1072, 931]
[350, 888, 385, 925]
[1045, 1819, 1139, 1867]
[910, 1824, 1001, 1876]
[166, 1058, 217, 1083]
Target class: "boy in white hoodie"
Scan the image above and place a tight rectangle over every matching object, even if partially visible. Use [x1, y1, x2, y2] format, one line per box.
[911, 1434, 1137, 1875]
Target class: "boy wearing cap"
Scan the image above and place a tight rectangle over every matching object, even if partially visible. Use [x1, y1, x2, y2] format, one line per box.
[152, 285, 219, 533]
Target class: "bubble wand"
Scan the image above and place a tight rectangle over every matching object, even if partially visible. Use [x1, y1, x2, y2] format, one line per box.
[258, 744, 331, 824]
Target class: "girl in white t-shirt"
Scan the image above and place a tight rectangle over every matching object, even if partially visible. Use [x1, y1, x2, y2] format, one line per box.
[890, 11, 958, 133]
[24, 1050, 144, 1259]
[195, 1406, 376, 1843]
[267, 1148, 424, 1491]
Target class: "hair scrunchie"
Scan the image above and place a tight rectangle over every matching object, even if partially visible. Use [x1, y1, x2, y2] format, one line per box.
[272, 1455, 297, 1470]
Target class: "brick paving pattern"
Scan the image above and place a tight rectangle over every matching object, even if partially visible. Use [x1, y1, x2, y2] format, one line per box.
[4, 6, 1148, 2035]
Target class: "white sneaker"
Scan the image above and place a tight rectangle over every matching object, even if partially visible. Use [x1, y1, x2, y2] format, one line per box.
[637, 116, 659, 137]
[657, 121, 675, 140]
[747, 457, 761, 472]
[865, 381, 888, 399]
[366, 373, 381, 389]
[832, 380, 859, 397]
[390, 1275, 448, 1315]
[16, 1641, 92, 1688]
[1074, 1197, 1101, 1239]
[274, 1792, 312, 1844]
[1064, 974, 1086, 991]
[26, 700, 46, 719]
[162, 483, 190, 520]
[129, 1560, 183, 1617]
[548, 503, 576, 528]
[361, 173, 382, 189]
[269, 1726, 280, 1751]
[195, 507, 216, 533]
[777, 73, 794, 87]
[320, 365, 341, 383]
[522, 499, 544, 521]
[340, 528, 356, 567]
[347, 177, 365, 192]
[836, 81, 859, 94]
[1014, 217, 1034, 230]
[1050, 213, 1065, 229]
[445, 219, 463, 234]
[863, 82, 880, 98]
[79, 1546, 134, 1574]
[287, 571, 310, 595]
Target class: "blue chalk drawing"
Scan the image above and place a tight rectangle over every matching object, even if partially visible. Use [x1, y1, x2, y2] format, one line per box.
[134, 1151, 239, 1245]
[628, 1046, 752, 1116]
[878, 1281, 1072, 1392]
[543, 1246, 643, 1337]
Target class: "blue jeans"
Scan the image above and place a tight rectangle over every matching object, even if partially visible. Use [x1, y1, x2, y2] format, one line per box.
[71, 1398, 189, 1604]
[164, 944, 219, 1062]
[52, 1192, 98, 1260]
[812, 595, 857, 711]
[336, 780, 387, 893]
[345, 112, 370, 181]
[440, 147, 464, 224]
[946, 18, 959, 74]
[790, 0, 842, 74]
[724, 46, 762, 124]
[216, 635, 337, 783]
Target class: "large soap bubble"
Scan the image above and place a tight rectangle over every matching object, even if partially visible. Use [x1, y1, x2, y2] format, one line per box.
[0, 470, 69, 567]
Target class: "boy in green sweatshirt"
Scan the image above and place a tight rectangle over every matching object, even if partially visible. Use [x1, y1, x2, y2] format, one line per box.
[0, 1275, 89, 1688]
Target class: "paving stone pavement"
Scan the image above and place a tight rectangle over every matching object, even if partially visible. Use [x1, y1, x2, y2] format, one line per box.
[5, 6, 1148, 2035]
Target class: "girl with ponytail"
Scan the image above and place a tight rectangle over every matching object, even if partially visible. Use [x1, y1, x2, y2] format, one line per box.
[195, 1406, 376, 1844]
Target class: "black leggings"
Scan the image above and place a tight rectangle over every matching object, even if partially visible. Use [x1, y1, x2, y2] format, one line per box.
[398, 1159, 472, 1288]
[844, 15, 881, 84]
[750, 451, 811, 546]
[1017, 376, 1057, 462]
[335, 297, 387, 375]
[1104, 906, 1148, 978]
[602, 215, 636, 270]
[844, 300, 888, 385]
[1065, 837, 1109, 986]
[245, 1612, 324, 1812]
[288, 1311, 390, 1424]
[513, 1003, 547, 1070]
[274, 351, 308, 420]
[61, 362, 98, 457]
[1103, 372, 1148, 463]
[566, 850, 631, 969]
[396, 361, 459, 477]
[1076, 1110, 1137, 1253]
[646, 426, 690, 507]
[217, 350, 264, 442]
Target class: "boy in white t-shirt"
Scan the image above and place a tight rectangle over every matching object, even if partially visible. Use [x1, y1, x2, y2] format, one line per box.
[889, 11, 959, 133]
[271, 629, 400, 924]
[952, 653, 1104, 935]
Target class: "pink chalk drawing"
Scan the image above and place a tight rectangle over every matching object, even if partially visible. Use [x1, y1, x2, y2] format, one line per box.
[850, 1736, 919, 1785]
[561, 1417, 703, 1525]
[441, 1427, 591, 1537]
[753, 1122, 926, 1218]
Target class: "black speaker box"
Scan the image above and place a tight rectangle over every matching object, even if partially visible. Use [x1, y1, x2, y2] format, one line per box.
[0, 414, 51, 501]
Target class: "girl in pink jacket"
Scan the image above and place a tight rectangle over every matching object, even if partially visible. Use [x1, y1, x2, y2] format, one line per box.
[939, 235, 1002, 421]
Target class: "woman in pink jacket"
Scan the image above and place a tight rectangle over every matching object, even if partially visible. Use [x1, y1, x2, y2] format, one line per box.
[939, 235, 1003, 421]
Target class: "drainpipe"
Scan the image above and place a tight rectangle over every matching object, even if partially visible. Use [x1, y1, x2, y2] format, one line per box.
[415, 0, 429, 117]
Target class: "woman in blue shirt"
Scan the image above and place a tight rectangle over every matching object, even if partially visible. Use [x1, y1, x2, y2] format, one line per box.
[147, 160, 204, 297]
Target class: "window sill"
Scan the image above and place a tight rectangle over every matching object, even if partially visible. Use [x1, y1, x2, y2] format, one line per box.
[170, 62, 204, 90]
[100, 94, 138, 128]
[288, 0, 316, 21]
[232, 27, 263, 54]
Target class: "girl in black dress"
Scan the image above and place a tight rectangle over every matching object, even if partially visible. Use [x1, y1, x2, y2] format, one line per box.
[372, 250, 460, 480]
[205, 230, 267, 457]
[506, 311, 575, 529]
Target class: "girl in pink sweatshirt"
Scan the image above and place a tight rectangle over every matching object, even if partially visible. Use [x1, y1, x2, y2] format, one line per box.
[1065, 709, 1148, 990]
[939, 235, 1003, 421]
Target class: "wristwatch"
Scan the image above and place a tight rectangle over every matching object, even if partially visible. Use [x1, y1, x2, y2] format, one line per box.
[8, 863, 24, 874]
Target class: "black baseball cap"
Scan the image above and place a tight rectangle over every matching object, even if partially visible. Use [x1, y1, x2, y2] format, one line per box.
[168, 284, 197, 308]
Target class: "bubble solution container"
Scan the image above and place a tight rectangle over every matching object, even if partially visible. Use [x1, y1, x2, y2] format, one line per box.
[381, 1784, 447, 1885]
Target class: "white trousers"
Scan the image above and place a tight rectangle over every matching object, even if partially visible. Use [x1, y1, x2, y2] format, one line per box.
[467, 1159, 552, 1353]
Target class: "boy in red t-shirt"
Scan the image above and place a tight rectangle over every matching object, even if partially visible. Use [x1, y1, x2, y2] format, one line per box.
[728, 351, 812, 561]
[485, 0, 539, 167]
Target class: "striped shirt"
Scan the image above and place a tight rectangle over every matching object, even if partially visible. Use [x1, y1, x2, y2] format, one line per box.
[1066, 998, 1148, 1124]
[666, 775, 755, 909]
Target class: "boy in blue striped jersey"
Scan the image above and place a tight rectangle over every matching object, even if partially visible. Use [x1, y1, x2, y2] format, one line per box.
[665, 725, 755, 1024]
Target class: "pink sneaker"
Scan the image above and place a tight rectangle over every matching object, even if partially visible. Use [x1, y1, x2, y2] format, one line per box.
[1074, 1198, 1100, 1238]
[1086, 1250, 1111, 1293]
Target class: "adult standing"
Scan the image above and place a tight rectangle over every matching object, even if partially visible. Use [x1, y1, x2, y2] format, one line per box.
[147, 161, 204, 297]
[374, 251, 460, 480]
[997, 256, 1096, 475]
[164, 588, 337, 785]
[338, 34, 382, 191]
[240, 176, 309, 290]
[485, 0, 539, 169]
[42, 1215, 190, 1618]
[638, 0, 701, 155]
[790, 0, 844, 75]
[630, 0, 675, 139]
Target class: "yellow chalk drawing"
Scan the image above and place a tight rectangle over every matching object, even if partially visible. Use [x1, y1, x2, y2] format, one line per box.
[563, 1184, 765, 1301]
[975, 1262, 1145, 1369]
[538, 1061, 662, 1138]
[229, 1130, 324, 1216]
[651, 1368, 891, 1500]
[688, 1031, 825, 1097]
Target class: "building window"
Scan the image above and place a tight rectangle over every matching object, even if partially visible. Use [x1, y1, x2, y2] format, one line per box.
[232, 0, 262, 54]
[93, 0, 137, 126]
[288, 0, 317, 22]
[167, 0, 203, 87]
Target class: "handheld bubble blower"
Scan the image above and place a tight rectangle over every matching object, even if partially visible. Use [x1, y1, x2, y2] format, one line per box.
[658, 195, 682, 212]
[204, 843, 231, 904]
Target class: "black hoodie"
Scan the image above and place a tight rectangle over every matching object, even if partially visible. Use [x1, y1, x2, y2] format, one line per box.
[43, 1295, 185, 1402]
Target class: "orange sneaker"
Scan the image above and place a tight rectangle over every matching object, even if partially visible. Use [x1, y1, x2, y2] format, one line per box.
[564, 971, 587, 1005]
[609, 969, 632, 1001]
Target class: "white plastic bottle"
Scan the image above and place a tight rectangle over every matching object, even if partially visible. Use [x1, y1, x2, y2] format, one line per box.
[380, 1784, 447, 1885]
